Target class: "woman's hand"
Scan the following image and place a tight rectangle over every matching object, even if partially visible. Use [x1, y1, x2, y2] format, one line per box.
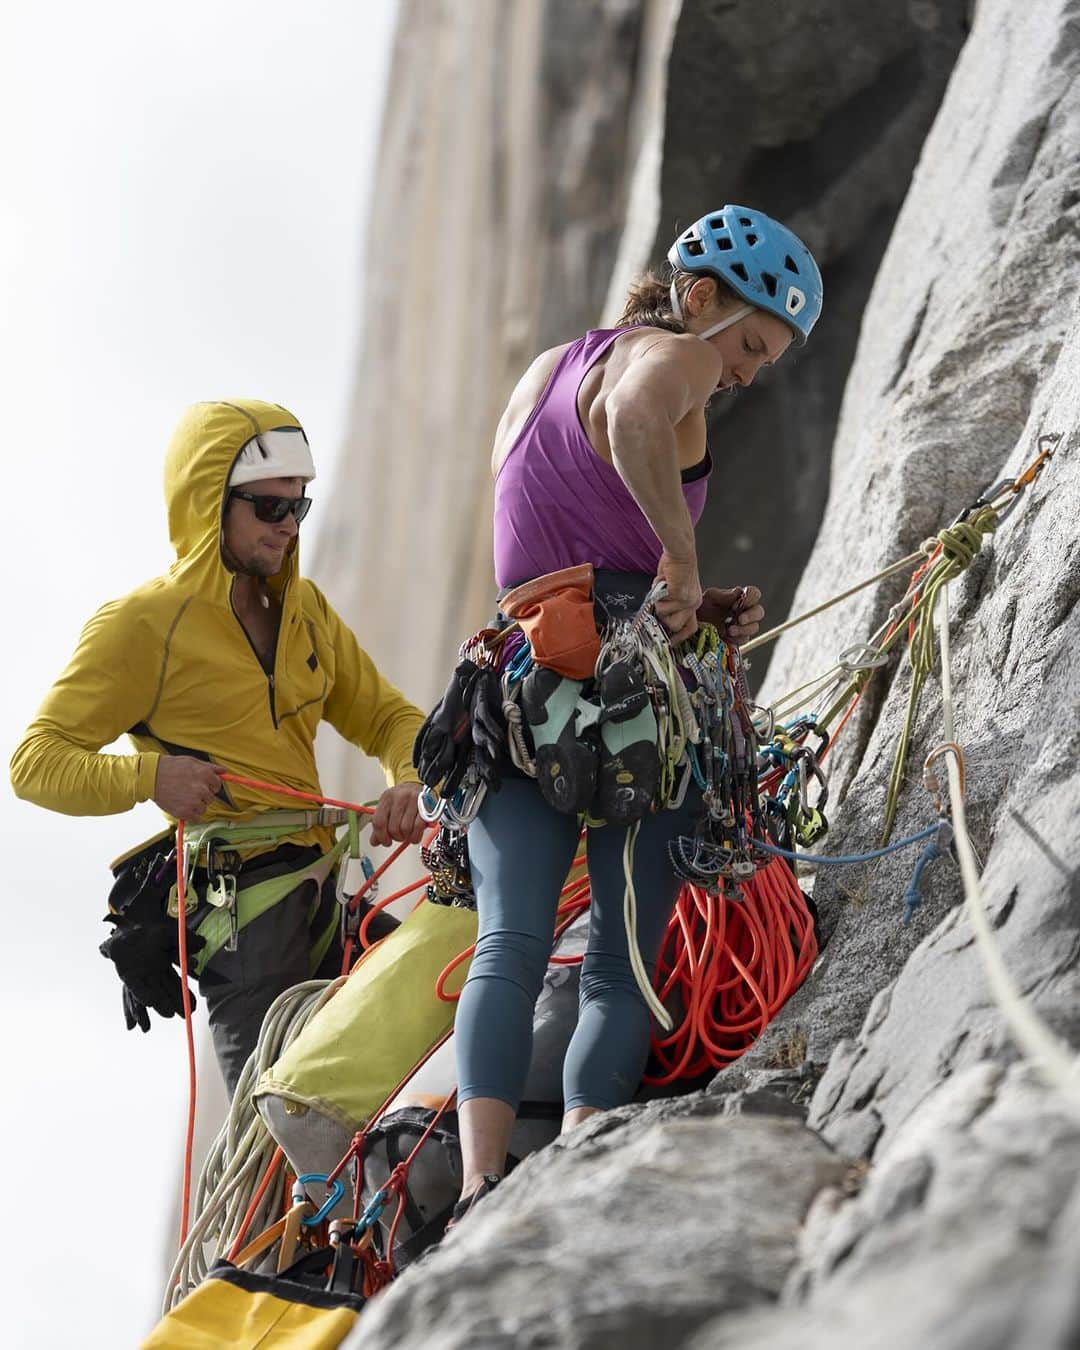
[697, 585, 764, 642]
[370, 782, 426, 847]
[654, 551, 704, 643]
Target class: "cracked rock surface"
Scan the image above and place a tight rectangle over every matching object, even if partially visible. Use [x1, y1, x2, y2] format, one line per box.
[345, 1095, 849, 1350]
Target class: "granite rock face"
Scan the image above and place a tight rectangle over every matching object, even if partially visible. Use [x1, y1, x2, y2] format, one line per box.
[653, 0, 971, 679]
[687, 1065, 1080, 1350]
[344, 1095, 850, 1350]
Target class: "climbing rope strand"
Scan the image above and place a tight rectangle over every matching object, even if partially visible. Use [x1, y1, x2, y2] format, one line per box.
[879, 507, 999, 840]
[768, 664, 846, 722]
[741, 547, 930, 654]
[749, 432, 1059, 664]
[934, 584, 1080, 1113]
[755, 824, 939, 867]
[175, 824, 198, 1257]
[622, 821, 673, 1031]
[164, 976, 341, 1310]
[767, 549, 940, 745]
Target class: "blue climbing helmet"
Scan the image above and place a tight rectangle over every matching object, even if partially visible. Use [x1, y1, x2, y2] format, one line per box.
[667, 206, 823, 344]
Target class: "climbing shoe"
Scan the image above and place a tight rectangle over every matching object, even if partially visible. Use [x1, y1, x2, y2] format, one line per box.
[447, 1173, 502, 1229]
[594, 659, 659, 824]
[521, 666, 598, 814]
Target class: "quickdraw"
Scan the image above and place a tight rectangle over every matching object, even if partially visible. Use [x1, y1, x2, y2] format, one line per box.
[666, 625, 764, 899]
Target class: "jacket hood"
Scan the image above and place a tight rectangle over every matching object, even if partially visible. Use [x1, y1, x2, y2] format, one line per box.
[164, 399, 307, 603]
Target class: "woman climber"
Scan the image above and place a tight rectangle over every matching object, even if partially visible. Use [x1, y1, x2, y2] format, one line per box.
[414, 206, 823, 1225]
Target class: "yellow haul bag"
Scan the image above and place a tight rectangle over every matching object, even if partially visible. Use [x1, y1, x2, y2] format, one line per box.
[254, 899, 477, 1130]
[142, 1259, 363, 1349]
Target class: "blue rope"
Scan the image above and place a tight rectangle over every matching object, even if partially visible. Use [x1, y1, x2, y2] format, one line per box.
[755, 823, 938, 866]
[902, 837, 943, 924]
[901, 819, 954, 923]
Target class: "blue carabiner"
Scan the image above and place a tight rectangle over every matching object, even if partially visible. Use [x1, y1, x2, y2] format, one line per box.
[296, 1172, 346, 1227]
[506, 639, 534, 684]
[357, 1185, 390, 1232]
[688, 743, 707, 790]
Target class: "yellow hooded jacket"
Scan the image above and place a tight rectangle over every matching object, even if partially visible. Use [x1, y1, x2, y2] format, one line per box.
[10, 400, 422, 851]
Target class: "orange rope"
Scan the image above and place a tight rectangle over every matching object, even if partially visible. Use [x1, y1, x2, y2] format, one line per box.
[218, 772, 376, 816]
[174, 823, 198, 1254]
[645, 860, 817, 1084]
[226, 1147, 285, 1261]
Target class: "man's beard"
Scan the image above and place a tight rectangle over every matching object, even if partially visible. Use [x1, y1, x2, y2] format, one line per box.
[220, 537, 280, 578]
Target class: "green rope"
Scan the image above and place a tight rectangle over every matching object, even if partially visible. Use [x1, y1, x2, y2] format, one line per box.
[879, 507, 998, 842]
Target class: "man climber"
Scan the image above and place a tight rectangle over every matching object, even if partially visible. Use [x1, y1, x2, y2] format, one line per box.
[10, 399, 425, 1094]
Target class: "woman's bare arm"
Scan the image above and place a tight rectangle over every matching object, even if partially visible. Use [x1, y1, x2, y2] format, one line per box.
[604, 335, 722, 639]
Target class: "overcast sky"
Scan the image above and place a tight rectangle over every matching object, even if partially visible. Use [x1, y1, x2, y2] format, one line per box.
[0, 3, 395, 1342]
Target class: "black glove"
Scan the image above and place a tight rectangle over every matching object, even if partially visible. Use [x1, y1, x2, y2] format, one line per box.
[100, 913, 206, 1033]
[413, 660, 483, 789]
[471, 667, 507, 789]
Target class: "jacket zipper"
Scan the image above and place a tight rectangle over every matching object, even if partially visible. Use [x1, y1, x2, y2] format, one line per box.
[230, 583, 286, 729]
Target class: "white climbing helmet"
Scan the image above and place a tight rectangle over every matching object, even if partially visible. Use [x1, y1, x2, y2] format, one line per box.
[229, 426, 316, 486]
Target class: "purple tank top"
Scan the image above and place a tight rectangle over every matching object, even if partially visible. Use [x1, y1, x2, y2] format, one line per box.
[493, 327, 712, 588]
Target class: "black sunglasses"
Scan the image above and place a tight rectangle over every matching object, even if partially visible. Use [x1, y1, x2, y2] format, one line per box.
[230, 490, 312, 524]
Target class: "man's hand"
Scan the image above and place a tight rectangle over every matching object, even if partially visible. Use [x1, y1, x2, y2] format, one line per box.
[370, 782, 426, 848]
[153, 756, 225, 820]
[697, 585, 765, 643]
[654, 551, 704, 644]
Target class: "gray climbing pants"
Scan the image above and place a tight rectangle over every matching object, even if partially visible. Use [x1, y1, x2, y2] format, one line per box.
[455, 778, 701, 1112]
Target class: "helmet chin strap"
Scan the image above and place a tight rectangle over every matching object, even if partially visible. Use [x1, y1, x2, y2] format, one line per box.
[669, 280, 755, 340]
[698, 304, 755, 341]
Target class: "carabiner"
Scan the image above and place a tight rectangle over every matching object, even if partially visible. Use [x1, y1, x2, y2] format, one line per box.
[295, 1173, 347, 1227]
[837, 643, 889, 673]
[418, 784, 447, 823]
[923, 741, 965, 803]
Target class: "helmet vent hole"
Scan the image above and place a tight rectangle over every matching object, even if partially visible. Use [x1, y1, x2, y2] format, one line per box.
[738, 216, 752, 226]
[686, 239, 705, 257]
[709, 217, 726, 230]
[746, 233, 758, 246]
[730, 262, 749, 282]
[784, 255, 800, 273]
[717, 238, 734, 251]
[762, 273, 778, 297]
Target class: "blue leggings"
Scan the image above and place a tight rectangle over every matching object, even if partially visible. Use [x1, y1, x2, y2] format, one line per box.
[455, 778, 700, 1112]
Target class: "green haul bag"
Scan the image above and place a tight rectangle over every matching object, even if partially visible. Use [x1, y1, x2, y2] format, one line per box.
[142, 1251, 364, 1349]
[253, 899, 477, 1169]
